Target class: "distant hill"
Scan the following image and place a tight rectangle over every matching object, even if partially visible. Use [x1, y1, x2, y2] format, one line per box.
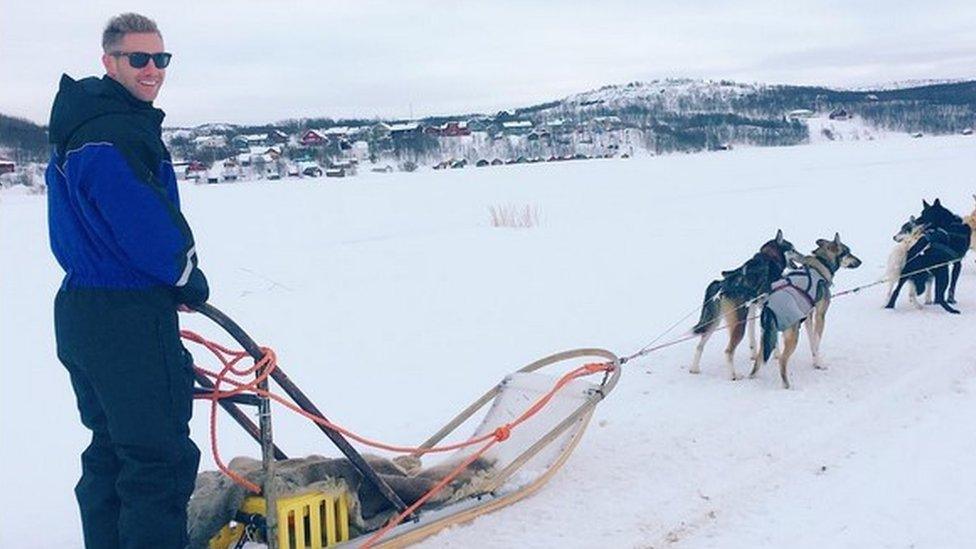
[509, 79, 976, 151]
[0, 114, 48, 162]
[3, 78, 974, 166]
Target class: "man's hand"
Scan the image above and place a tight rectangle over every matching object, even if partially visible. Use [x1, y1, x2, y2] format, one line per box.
[175, 267, 209, 306]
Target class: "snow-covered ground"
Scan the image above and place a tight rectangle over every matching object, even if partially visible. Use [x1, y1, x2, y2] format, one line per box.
[2, 136, 974, 548]
[805, 115, 892, 143]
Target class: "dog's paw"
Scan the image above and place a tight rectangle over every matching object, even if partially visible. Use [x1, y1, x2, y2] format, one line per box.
[938, 302, 961, 314]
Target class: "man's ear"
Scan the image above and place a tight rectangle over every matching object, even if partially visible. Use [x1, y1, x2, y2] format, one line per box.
[102, 53, 116, 77]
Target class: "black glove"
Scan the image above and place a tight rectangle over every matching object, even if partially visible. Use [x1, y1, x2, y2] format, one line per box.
[175, 267, 209, 306]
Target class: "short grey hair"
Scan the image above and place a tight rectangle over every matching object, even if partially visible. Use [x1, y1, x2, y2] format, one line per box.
[102, 13, 161, 52]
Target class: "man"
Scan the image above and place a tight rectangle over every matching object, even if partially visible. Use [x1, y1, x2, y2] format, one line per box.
[46, 13, 207, 548]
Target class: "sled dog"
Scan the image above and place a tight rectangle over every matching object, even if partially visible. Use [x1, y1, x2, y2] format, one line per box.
[886, 199, 971, 313]
[964, 194, 976, 260]
[751, 233, 861, 389]
[690, 229, 799, 380]
[885, 216, 927, 308]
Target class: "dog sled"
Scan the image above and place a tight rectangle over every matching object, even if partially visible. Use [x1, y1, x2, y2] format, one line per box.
[189, 304, 621, 548]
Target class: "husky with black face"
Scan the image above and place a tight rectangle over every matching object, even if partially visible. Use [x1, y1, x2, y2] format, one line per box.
[886, 199, 972, 313]
[751, 234, 862, 389]
[689, 230, 799, 381]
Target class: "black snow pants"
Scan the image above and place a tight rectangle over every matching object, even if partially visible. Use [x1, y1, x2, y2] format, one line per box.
[55, 287, 200, 549]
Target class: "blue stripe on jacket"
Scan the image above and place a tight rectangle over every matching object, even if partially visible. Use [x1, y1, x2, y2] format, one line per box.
[47, 142, 195, 289]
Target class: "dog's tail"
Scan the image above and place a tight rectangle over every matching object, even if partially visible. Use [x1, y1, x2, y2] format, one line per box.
[761, 307, 779, 363]
[692, 280, 723, 334]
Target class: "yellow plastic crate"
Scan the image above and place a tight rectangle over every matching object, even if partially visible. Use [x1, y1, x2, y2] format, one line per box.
[210, 489, 350, 549]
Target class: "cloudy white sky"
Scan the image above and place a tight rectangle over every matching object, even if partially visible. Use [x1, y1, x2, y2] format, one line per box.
[2, 0, 975, 127]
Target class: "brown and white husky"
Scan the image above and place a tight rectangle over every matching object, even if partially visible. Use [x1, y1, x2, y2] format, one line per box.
[689, 230, 799, 381]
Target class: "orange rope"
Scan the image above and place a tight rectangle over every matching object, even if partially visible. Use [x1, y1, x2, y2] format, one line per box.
[184, 330, 278, 494]
[361, 439, 498, 548]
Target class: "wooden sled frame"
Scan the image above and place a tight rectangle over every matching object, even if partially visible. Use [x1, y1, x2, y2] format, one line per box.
[359, 347, 622, 548]
[192, 304, 620, 548]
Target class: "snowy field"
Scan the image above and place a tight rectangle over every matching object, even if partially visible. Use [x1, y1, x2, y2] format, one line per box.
[2, 136, 975, 548]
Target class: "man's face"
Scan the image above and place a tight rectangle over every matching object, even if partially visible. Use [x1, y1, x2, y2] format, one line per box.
[102, 32, 166, 102]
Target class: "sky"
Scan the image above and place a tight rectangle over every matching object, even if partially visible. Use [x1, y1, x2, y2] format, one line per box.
[2, 0, 975, 127]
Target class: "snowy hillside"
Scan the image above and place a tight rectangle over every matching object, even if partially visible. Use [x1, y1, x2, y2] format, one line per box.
[1, 136, 975, 548]
[805, 115, 889, 143]
[562, 79, 764, 112]
[850, 78, 971, 91]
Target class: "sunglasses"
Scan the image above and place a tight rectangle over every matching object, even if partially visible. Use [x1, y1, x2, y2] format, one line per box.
[111, 51, 172, 69]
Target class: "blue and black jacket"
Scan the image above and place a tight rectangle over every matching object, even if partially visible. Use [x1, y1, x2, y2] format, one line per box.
[46, 74, 207, 304]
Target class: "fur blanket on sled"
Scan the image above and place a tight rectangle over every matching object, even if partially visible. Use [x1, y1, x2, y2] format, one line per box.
[187, 454, 495, 548]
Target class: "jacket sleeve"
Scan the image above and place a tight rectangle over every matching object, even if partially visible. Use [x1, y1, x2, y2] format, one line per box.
[74, 143, 199, 287]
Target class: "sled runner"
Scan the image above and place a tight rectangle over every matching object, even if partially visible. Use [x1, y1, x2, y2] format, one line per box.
[190, 304, 620, 548]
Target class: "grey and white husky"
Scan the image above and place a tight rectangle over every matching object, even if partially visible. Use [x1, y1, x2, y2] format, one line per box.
[751, 233, 861, 389]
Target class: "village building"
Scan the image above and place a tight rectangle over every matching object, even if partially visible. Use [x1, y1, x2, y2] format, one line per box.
[439, 121, 471, 137]
[501, 120, 533, 135]
[267, 129, 289, 144]
[387, 122, 422, 139]
[193, 135, 227, 149]
[300, 129, 329, 147]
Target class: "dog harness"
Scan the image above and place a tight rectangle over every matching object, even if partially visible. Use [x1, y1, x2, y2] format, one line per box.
[928, 227, 969, 259]
[765, 266, 829, 331]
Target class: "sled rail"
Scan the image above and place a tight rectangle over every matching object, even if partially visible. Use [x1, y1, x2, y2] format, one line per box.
[364, 348, 621, 548]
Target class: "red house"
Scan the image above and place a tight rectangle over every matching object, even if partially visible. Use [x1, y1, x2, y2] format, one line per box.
[300, 129, 328, 147]
[440, 121, 471, 137]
